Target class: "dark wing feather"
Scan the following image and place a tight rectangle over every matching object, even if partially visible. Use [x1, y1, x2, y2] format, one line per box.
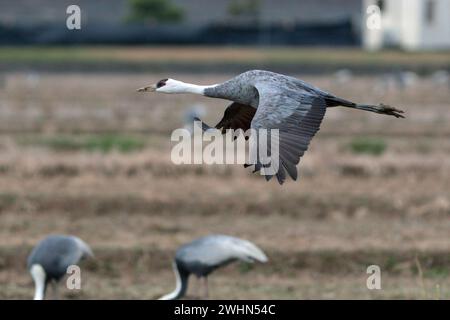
[193, 117, 214, 132]
[195, 102, 256, 134]
[249, 84, 327, 184]
[215, 102, 256, 133]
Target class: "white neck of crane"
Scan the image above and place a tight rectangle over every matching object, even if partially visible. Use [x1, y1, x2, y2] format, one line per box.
[157, 79, 217, 95]
[158, 261, 183, 300]
[30, 264, 46, 300]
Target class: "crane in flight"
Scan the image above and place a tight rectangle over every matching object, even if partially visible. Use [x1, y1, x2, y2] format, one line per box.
[138, 70, 404, 184]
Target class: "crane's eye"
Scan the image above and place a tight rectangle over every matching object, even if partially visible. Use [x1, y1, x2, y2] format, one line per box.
[157, 79, 168, 88]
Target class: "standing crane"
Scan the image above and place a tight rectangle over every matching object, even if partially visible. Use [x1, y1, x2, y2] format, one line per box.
[27, 234, 94, 300]
[159, 234, 268, 300]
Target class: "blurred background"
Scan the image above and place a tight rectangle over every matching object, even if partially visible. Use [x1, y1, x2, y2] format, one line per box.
[0, 0, 449, 299]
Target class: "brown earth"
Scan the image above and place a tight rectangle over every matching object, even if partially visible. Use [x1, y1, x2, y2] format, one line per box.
[0, 71, 449, 299]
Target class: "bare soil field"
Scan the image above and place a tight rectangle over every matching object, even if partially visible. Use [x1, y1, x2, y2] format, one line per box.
[0, 71, 449, 299]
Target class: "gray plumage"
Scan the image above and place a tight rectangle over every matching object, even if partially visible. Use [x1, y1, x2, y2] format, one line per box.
[159, 234, 268, 300]
[203, 70, 404, 184]
[27, 234, 93, 300]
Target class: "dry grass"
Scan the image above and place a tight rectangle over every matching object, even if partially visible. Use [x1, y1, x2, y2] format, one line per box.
[0, 71, 449, 299]
[1, 47, 449, 67]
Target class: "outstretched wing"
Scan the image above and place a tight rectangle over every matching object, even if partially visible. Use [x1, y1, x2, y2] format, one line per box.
[250, 83, 327, 184]
[195, 102, 256, 133]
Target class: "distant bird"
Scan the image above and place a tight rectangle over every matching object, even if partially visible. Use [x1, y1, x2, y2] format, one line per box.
[430, 70, 449, 86]
[25, 72, 41, 89]
[396, 71, 419, 89]
[333, 69, 353, 85]
[159, 235, 268, 300]
[138, 70, 404, 184]
[376, 71, 419, 94]
[374, 73, 397, 95]
[27, 235, 94, 300]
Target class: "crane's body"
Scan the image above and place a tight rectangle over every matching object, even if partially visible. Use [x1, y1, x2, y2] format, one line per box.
[27, 234, 93, 300]
[138, 70, 404, 184]
[204, 70, 330, 108]
[159, 235, 268, 300]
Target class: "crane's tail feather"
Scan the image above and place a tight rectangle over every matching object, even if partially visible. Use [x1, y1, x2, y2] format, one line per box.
[233, 239, 268, 263]
[353, 103, 405, 118]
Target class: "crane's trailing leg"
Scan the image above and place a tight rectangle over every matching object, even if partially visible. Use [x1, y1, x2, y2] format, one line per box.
[326, 96, 405, 118]
[354, 103, 405, 118]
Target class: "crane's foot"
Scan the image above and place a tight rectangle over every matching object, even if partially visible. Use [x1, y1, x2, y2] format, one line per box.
[378, 104, 405, 118]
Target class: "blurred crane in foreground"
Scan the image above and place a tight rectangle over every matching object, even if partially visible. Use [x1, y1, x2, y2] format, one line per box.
[27, 235, 93, 300]
[159, 234, 268, 300]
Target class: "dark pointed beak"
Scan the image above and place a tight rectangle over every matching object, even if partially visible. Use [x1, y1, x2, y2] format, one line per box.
[137, 84, 156, 92]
